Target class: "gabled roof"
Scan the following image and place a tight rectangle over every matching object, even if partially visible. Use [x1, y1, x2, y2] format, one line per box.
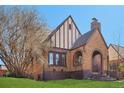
[47, 15, 108, 50]
[47, 15, 81, 40]
[110, 44, 124, 58]
[71, 29, 95, 49]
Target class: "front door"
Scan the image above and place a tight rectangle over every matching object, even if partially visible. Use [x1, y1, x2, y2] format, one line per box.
[92, 51, 102, 74]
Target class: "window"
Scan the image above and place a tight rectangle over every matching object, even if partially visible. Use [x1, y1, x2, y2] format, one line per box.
[110, 63, 116, 72]
[77, 55, 82, 63]
[69, 24, 72, 30]
[48, 52, 66, 66]
[55, 53, 59, 65]
[61, 54, 66, 66]
[74, 51, 82, 66]
[49, 52, 54, 65]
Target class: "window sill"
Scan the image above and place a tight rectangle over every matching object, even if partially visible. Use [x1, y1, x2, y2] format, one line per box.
[48, 65, 67, 67]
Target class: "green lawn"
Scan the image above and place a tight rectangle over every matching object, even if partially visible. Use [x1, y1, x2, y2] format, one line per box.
[0, 77, 124, 88]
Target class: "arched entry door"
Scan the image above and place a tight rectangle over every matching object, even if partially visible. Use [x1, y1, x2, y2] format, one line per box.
[92, 50, 103, 74]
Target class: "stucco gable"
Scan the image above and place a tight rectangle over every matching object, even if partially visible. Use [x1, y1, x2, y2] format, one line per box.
[48, 15, 81, 40]
[48, 15, 82, 49]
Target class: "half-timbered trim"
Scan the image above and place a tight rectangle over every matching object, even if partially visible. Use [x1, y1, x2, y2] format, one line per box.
[70, 16, 81, 35]
[72, 23, 75, 44]
[55, 32, 56, 47]
[67, 19, 69, 49]
[47, 15, 81, 40]
[65, 21, 68, 49]
[48, 16, 107, 51]
[75, 28, 76, 41]
[47, 15, 82, 49]
[71, 21, 73, 46]
[59, 29, 61, 48]
[63, 23, 65, 48]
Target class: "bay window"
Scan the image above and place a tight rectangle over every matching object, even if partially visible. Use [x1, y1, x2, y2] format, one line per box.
[48, 52, 66, 66]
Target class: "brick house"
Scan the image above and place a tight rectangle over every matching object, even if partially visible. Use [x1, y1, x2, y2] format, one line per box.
[30, 16, 109, 80]
[108, 44, 124, 79]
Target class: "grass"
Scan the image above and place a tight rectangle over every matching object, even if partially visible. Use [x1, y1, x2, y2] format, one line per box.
[0, 77, 124, 88]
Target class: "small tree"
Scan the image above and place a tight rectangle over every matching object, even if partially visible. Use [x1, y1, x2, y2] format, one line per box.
[0, 6, 50, 77]
[119, 62, 124, 72]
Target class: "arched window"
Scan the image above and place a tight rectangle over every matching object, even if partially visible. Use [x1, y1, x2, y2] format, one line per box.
[92, 50, 102, 73]
[74, 51, 82, 66]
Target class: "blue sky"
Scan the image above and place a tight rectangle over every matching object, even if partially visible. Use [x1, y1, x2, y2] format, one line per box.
[0, 5, 124, 64]
[35, 5, 124, 45]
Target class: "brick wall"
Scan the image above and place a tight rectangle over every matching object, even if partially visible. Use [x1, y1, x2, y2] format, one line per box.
[83, 30, 108, 77]
[27, 30, 108, 80]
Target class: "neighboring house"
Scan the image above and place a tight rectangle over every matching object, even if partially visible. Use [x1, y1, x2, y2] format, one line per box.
[0, 65, 7, 76]
[30, 15, 108, 80]
[108, 44, 124, 78]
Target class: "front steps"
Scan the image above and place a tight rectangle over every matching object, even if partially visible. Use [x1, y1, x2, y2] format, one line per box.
[90, 73, 116, 81]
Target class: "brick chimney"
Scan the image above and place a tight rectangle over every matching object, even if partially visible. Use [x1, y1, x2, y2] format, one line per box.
[91, 18, 101, 31]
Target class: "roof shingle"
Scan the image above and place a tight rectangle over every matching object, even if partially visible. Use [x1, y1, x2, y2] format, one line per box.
[72, 29, 95, 49]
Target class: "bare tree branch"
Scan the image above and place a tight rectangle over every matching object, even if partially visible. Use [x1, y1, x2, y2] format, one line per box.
[0, 6, 50, 77]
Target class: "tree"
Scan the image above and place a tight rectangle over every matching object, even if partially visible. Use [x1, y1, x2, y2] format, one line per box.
[119, 62, 124, 72]
[0, 6, 50, 77]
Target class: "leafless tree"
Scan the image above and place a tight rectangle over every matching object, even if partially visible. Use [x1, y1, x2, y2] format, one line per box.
[0, 6, 50, 77]
[115, 33, 124, 78]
